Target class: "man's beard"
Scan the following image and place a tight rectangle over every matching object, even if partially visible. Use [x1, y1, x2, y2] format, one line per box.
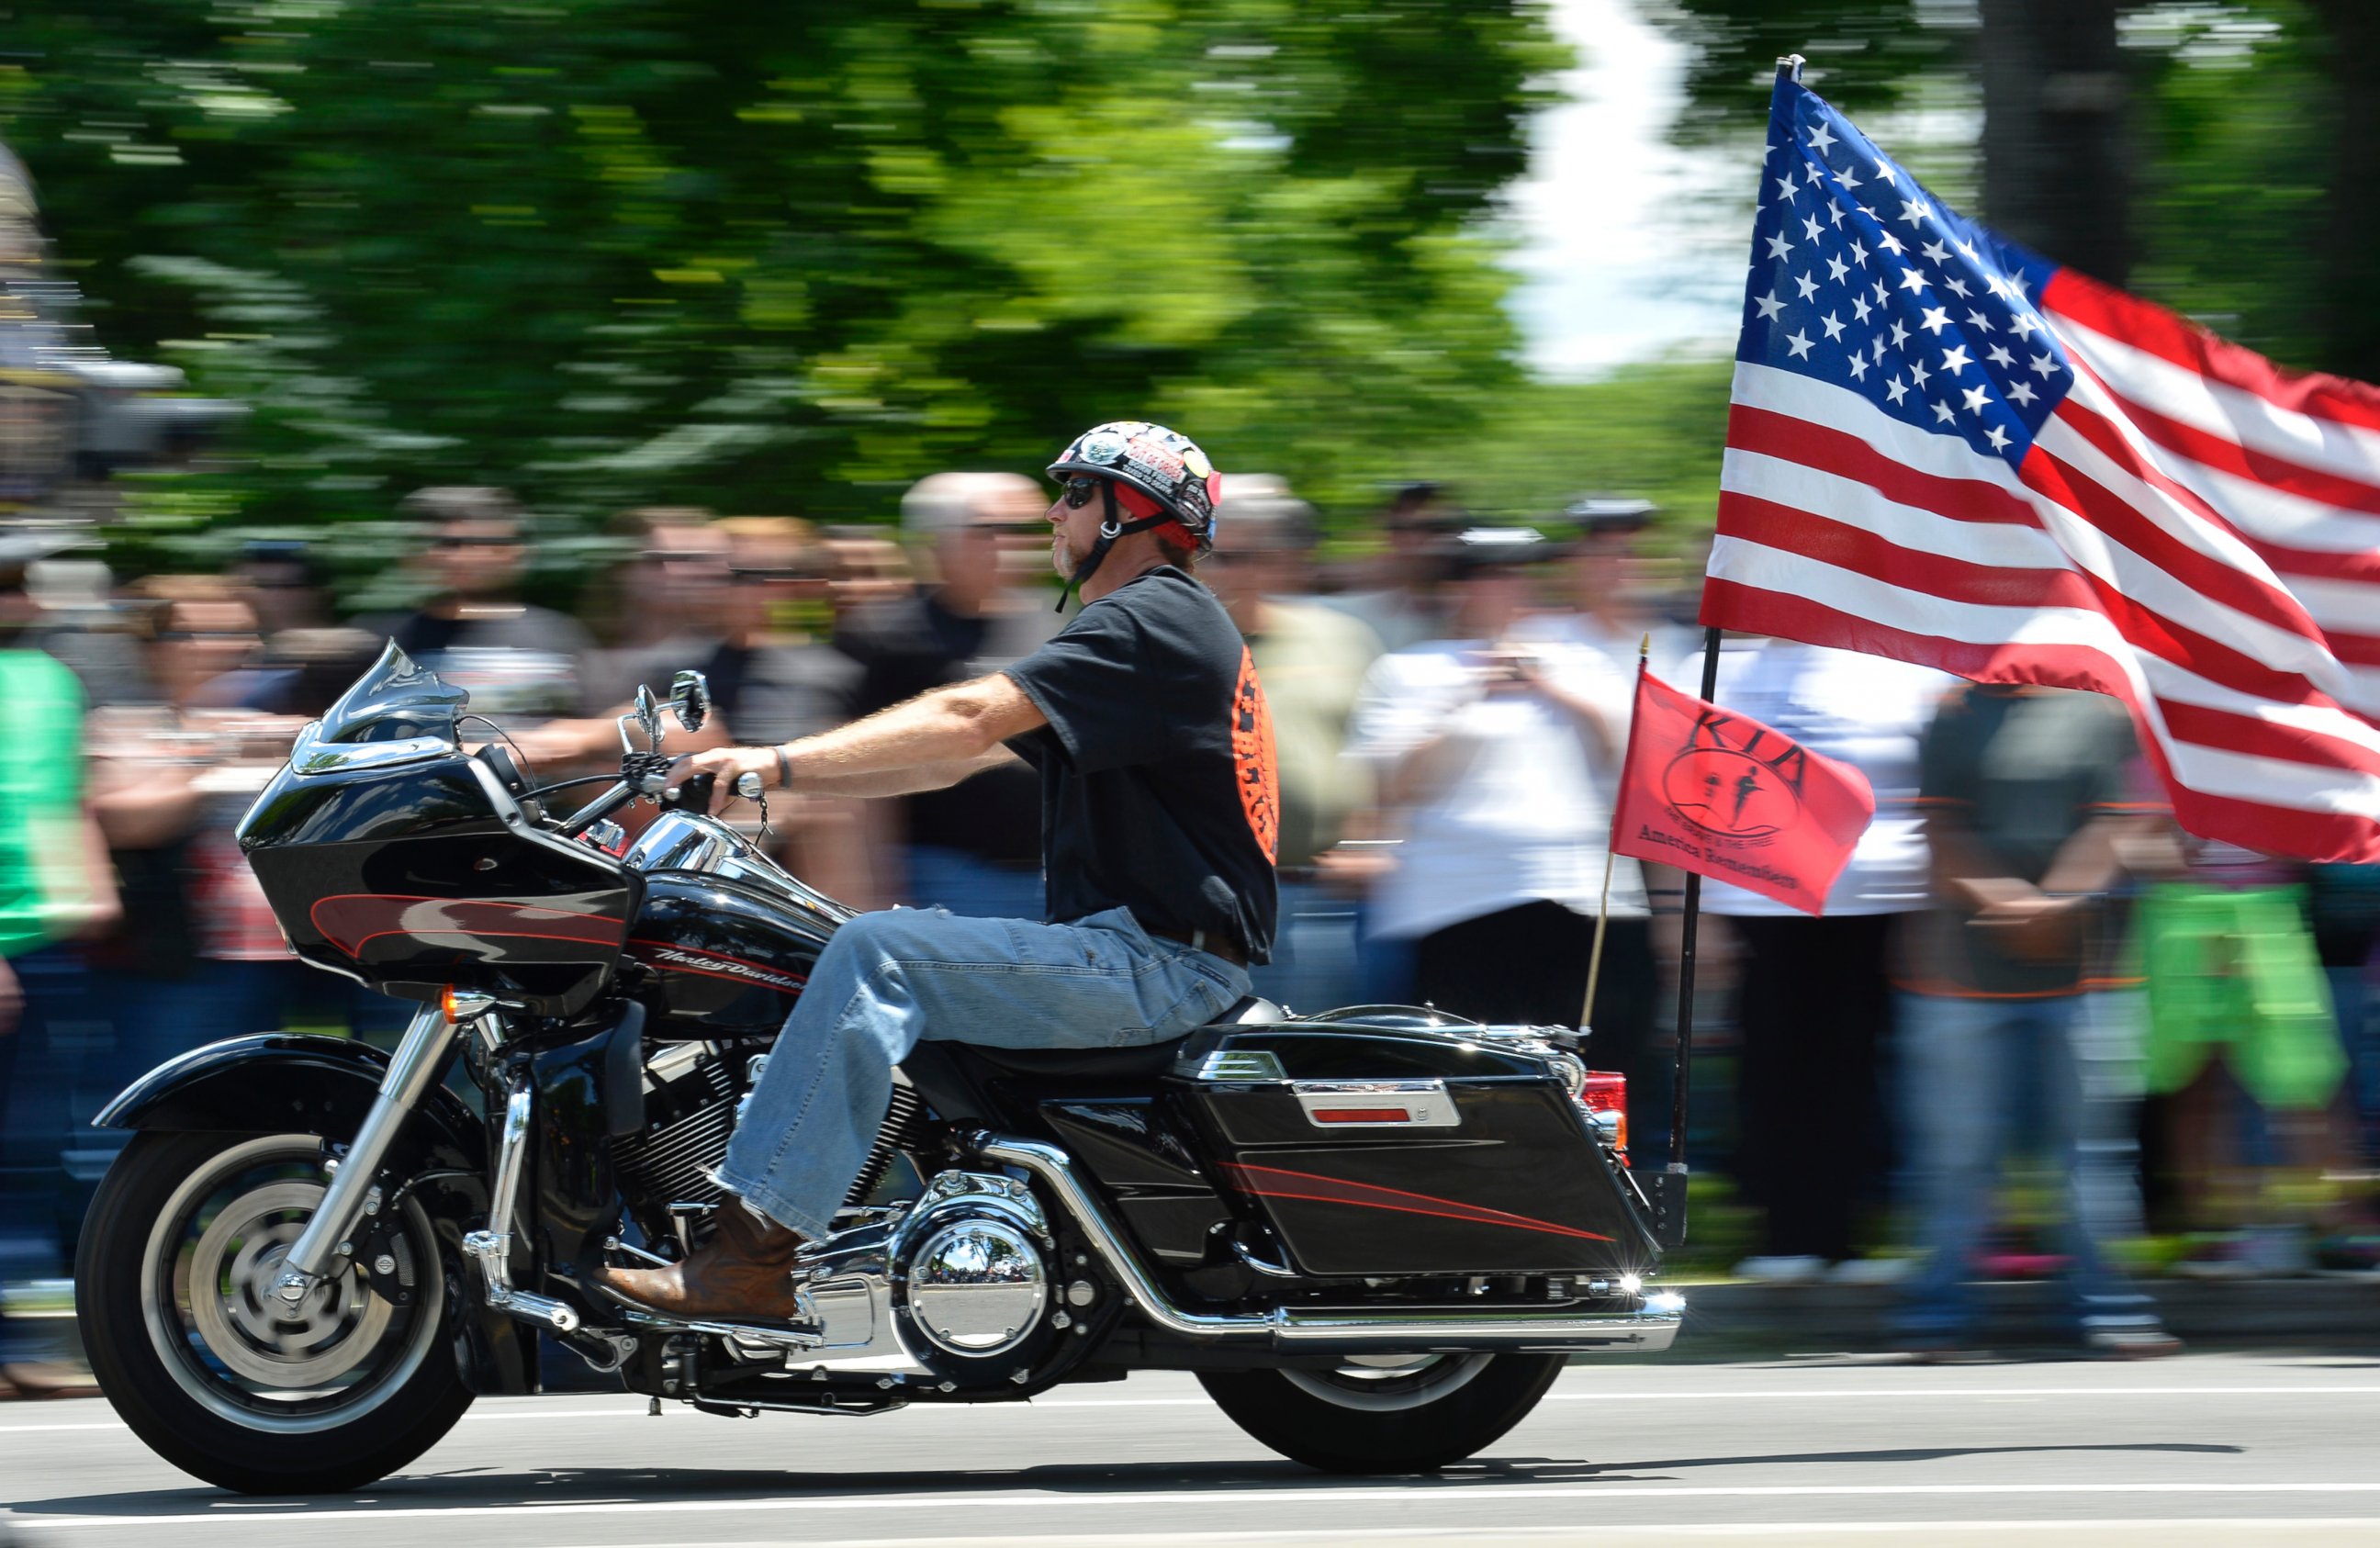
[1051, 528, 1083, 580]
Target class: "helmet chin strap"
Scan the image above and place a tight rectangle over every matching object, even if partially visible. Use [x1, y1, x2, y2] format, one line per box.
[1055, 479, 1174, 612]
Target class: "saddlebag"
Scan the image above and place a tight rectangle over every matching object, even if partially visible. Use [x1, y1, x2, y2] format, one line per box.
[1165, 1010, 1656, 1278]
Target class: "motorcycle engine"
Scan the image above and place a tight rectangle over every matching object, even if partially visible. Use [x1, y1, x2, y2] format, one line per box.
[612, 1039, 933, 1217]
[892, 1172, 1054, 1362]
[611, 1038, 761, 1210]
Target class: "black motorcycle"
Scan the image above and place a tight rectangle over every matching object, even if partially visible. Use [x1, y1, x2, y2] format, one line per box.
[73, 644, 1685, 1494]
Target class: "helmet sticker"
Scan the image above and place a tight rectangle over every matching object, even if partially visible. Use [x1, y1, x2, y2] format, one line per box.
[1131, 444, 1185, 485]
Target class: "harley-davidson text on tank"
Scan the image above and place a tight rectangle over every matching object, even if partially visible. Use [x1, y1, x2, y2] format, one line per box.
[630, 941, 807, 996]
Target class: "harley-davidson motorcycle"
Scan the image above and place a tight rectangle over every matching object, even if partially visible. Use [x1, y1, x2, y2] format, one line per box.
[73, 644, 1687, 1494]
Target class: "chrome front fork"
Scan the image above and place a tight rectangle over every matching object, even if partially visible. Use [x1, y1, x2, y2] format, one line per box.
[274, 993, 582, 1333]
[273, 998, 463, 1304]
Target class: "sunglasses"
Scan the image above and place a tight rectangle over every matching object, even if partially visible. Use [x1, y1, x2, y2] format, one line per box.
[1059, 476, 1106, 510]
[432, 533, 519, 551]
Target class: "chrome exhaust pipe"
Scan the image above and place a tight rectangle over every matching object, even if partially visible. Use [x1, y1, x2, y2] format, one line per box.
[971, 1135, 1682, 1355]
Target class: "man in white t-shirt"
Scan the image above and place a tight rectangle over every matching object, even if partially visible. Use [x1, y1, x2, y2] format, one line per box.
[1691, 636, 1954, 1282]
[1342, 527, 1662, 1136]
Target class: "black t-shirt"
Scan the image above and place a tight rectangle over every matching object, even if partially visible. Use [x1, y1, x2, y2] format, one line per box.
[700, 639, 860, 746]
[1003, 567, 1279, 962]
[839, 589, 1055, 868]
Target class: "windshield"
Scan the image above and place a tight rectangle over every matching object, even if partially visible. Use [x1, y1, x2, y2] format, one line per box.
[317, 640, 467, 746]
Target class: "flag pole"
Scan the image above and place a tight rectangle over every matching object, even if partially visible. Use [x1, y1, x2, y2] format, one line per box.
[1667, 623, 1723, 1172]
[1581, 633, 1652, 1032]
[1580, 851, 1615, 1030]
[1657, 47, 1802, 1172]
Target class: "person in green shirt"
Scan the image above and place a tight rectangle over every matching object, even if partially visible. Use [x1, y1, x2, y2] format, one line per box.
[0, 563, 117, 1397]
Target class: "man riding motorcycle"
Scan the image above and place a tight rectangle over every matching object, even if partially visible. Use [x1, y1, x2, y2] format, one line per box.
[591, 421, 1280, 1321]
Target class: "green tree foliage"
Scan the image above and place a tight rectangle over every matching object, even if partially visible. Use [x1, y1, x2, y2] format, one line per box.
[0, 0, 1564, 578]
[1413, 356, 1735, 536]
[1646, 0, 2379, 379]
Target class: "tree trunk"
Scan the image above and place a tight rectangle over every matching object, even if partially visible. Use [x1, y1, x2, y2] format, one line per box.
[1977, 0, 2132, 287]
[2307, 0, 2380, 381]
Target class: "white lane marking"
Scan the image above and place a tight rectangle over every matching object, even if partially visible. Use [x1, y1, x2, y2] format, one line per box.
[553, 1529, 2380, 1548]
[0, 1407, 659, 1435]
[1049, 1385, 2380, 1405]
[6, 1385, 2380, 1435]
[20, 1482, 2380, 1530]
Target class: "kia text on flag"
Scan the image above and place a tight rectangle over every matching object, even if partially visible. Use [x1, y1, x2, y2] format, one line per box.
[1610, 665, 1875, 917]
[1702, 72, 2380, 863]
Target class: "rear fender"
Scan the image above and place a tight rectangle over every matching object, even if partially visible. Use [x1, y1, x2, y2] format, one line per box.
[91, 1032, 534, 1395]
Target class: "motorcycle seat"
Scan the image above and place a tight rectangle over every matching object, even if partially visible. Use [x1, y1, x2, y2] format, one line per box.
[949, 995, 1287, 1082]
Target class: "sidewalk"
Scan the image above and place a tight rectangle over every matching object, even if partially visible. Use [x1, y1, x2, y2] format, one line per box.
[1664, 1274, 2380, 1357]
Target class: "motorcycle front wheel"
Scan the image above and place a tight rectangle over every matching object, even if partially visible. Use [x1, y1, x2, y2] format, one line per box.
[1199, 1352, 1566, 1474]
[76, 1129, 474, 1493]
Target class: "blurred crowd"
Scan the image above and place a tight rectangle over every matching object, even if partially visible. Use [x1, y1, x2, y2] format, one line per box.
[2, 468, 2378, 1389]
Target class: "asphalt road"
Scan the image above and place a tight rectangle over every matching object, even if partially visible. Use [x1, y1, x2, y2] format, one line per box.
[4, 1353, 2379, 1546]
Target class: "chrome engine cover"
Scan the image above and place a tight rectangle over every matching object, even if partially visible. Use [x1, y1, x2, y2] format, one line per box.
[907, 1217, 1047, 1357]
[893, 1169, 1053, 1362]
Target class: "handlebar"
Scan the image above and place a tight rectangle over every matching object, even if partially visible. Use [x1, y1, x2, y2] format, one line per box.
[667, 771, 718, 814]
[555, 752, 698, 840]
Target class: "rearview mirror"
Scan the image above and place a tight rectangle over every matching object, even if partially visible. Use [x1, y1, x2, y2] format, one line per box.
[634, 684, 664, 749]
[670, 669, 711, 734]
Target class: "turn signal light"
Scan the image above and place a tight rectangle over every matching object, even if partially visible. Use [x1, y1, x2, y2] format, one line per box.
[1577, 1071, 1629, 1163]
[442, 985, 497, 1023]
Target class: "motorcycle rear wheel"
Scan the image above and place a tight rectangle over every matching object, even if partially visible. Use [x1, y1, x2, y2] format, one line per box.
[77, 1129, 474, 1494]
[1199, 1352, 1566, 1473]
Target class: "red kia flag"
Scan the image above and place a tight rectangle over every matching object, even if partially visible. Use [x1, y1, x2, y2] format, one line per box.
[1611, 665, 1876, 916]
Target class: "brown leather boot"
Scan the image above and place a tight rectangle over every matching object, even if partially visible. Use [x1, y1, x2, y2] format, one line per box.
[589, 1200, 806, 1321]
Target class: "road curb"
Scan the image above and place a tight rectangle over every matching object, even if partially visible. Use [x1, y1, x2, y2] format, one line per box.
[1656, 1275, 2380, 1355]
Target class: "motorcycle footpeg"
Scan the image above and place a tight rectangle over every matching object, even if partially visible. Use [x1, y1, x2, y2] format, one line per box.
[608, 1305, 825, 1350]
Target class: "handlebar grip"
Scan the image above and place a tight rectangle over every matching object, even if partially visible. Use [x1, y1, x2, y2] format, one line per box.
[671, 771, 718, 813]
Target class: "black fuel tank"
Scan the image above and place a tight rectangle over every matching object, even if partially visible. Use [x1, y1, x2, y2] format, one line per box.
[1165, 1012, 1656, 1277]
[631, 871, 839, 1038]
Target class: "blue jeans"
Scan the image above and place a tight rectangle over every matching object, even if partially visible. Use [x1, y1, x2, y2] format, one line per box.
[719, 905, 1249, 1239]
[1, 946, 97, 1358]
[1896, 990, 2157, 1340]
[904, 845, 1045, 923]
[1247, 878, 1362, 1016]
[2328, 964, 2378, 1165]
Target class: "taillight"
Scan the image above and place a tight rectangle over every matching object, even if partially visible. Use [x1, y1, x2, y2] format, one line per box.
[1576, 1071, 1628, 1164]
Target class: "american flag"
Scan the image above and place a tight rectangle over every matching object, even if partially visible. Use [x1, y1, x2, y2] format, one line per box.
[1704, 72, 2380, 863]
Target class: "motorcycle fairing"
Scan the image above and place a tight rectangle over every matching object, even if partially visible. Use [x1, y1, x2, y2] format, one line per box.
[241, 748, 641, 1019]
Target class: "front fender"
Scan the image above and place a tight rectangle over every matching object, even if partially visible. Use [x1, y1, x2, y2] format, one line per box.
[92, 1032, 535, 1396]
[93, 1032, 482, 1167]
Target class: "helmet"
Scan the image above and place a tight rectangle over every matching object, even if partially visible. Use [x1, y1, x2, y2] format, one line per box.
[1047, 420, 1223, 556]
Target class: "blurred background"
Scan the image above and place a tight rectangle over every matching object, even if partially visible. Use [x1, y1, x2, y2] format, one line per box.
[1, 0, 2378, 1393]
